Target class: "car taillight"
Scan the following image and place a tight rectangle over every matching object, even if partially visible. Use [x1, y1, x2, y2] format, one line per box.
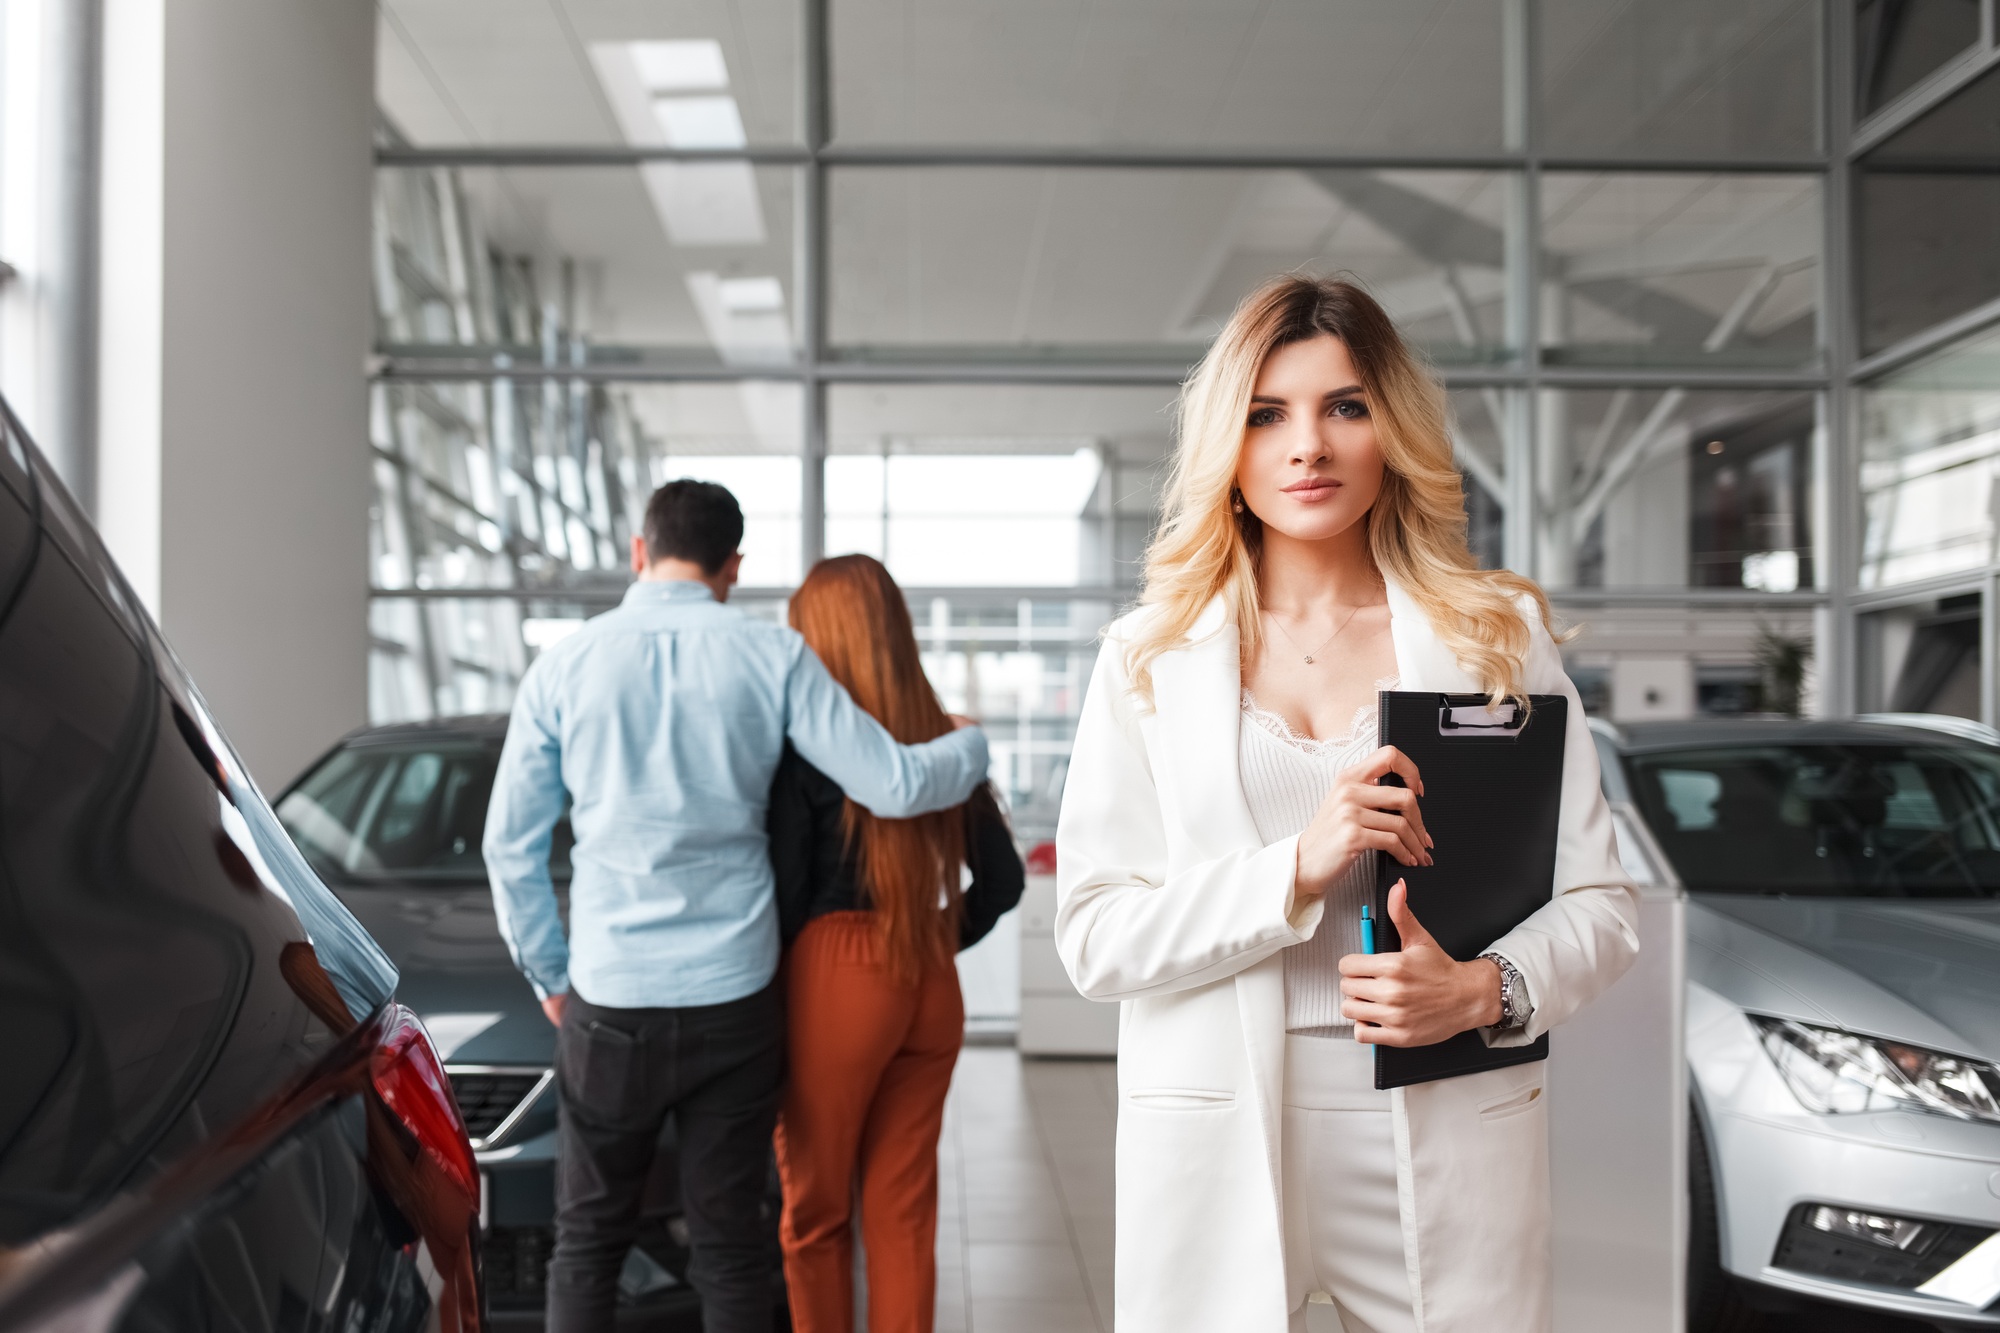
[371, 1004, 480, 1207]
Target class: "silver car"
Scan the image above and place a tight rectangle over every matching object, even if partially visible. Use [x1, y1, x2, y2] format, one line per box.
[1598, 715, 2000, 1331]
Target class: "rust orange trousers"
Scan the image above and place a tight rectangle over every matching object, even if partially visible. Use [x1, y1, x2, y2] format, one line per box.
[775, 911, 964, 1333]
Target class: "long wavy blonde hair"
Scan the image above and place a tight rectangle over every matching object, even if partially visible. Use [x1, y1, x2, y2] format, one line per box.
[1127, 275, 1555, 705]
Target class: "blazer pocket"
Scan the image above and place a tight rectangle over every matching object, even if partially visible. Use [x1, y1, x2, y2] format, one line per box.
[1476, 1083, 1544, 1122]
[1126, 1087, 1236, 1111]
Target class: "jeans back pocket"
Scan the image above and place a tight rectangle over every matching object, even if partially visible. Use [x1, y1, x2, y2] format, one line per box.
[563, 1015, 647, 1122]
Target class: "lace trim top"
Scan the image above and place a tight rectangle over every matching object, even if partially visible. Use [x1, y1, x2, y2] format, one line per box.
[1239, 678, 1398, 1034]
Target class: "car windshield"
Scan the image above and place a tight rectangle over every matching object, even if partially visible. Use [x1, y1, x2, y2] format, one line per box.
[1626, 741, 2000, 897]
[277, 740, 572, 884]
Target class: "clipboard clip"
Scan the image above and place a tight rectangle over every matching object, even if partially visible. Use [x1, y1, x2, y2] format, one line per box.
[1436, 695, 1526, 737]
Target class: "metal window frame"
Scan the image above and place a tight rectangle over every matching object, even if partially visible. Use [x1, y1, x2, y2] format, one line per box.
[363, 0, 1997, 722]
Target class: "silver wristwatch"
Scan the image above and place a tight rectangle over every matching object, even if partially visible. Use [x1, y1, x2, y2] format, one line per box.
[1480, 952, 1533, 1033]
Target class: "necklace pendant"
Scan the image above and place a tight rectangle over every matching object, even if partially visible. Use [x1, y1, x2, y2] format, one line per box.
[1303, 655, 1314, 664]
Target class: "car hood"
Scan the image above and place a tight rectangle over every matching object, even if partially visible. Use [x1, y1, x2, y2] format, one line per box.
[1693, 895, 2000, 1062]
[335, 883, 555, 1067]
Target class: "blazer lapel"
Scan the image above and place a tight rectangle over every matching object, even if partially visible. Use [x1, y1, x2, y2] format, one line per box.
[1148, 598, 1261, 858]
[1385, 575, 1479, 694]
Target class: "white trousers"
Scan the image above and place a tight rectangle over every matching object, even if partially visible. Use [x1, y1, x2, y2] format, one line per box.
[1283, 1034, 1418, 1333]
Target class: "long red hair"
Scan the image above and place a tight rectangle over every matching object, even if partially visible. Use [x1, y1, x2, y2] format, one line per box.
[788, 555, 970, 980]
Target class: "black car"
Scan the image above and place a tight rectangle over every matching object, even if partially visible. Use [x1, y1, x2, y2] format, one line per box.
[0, 400, 482, 1333]
[274, 717, 788, 1328]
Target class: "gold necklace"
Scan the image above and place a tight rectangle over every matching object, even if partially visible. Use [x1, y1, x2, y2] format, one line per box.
[1265, 601, 1366, 665]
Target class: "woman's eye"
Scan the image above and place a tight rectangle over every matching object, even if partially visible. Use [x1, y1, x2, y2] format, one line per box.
[1247, 407, 1280, 427]
[1331, 399, 1369, 419]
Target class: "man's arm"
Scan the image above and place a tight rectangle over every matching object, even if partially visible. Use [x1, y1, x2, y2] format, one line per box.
[784, 643, 989, 818]
[483, 662, 572, 1009]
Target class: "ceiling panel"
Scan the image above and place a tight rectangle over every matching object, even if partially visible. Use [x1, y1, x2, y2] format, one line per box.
[830, 0, 1506, 151]
[378, 0, 800, 146]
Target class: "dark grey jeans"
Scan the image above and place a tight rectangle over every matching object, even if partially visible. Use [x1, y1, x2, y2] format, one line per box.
[547, 984, 784, 1333]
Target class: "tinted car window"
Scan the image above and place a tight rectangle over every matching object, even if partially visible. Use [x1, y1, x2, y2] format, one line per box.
[279, 740, 574, 883]
[1627, 742, 2000, 897]
[0, 431, 387, 1243]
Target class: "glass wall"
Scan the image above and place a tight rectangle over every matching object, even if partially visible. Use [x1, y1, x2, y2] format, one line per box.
[1537, 0, 1822, 158]
[1858, 593, 1983, 717]
[1855, 0, 1982, 117]
[376, 165, 802, 369]
[1537, 389, 1818, 591]
[1860, 324, 2000, 590]
[1858, 64, 2000, 354]
[371, 0, 1884, 823]
[1538, 173, 1821, 370]
[827, 168, 1517, 366]
[825, 384, 1173, 588]
[1851, 5, 2000, 731]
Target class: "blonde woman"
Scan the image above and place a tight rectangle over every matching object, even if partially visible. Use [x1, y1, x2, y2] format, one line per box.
[1054, 276, 1639, 1333]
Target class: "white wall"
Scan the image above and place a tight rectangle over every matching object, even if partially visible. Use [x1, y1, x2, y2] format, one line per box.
[1, 0, 97, 486]
[99, 0, 373, 788]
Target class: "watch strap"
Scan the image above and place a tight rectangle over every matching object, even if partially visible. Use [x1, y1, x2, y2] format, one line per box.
[1479, 951, 1532, 1033]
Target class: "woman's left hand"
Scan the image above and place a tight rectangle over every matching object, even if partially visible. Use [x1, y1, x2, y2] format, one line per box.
[1338, 880, 1503, 1046]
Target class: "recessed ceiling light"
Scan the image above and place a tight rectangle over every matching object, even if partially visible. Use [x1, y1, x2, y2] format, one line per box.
[719, 277, 785, 314]
[1706, 440, 1725, 454]
[652, 95, 747, 149]
[629, 40, 729, 93]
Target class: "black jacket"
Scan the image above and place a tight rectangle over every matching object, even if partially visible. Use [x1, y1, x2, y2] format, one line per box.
[767, 742, 1026, 949]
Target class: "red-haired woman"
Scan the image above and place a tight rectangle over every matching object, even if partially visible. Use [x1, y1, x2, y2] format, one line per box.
[767, 554, 1025, 1333]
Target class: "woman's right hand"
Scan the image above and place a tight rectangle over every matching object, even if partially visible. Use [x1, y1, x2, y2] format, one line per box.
[1294, 745, 1432, 899]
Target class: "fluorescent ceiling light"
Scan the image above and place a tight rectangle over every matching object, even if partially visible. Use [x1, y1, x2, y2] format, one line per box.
[719, 277, 785, 314]
[587, 42, 767, 245]
[653, 95, 747, 149]
[629, 40, 729, 92]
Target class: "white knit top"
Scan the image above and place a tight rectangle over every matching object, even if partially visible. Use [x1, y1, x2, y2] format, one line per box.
[1240, 680, 1397, 1034]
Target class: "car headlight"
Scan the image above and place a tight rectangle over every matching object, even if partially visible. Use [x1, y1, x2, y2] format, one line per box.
[1751, 1016, 2000, 1123]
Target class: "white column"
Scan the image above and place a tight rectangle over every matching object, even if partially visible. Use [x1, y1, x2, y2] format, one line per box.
[98, 0, 373, 789]
[1, 0, 100, 495]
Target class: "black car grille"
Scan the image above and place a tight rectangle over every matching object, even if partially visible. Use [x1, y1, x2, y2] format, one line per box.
[482, 1226, 555, 1309]
[1772, 1202, 1994, 1289]
[447, 1070, 547, 1143]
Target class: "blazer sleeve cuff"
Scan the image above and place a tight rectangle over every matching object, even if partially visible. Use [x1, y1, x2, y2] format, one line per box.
[1475, 945, 1537, 1049]
[1273, 835, 1325, 940]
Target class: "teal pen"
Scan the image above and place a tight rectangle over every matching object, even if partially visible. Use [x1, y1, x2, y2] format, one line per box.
[1360, 902, 1376, 954]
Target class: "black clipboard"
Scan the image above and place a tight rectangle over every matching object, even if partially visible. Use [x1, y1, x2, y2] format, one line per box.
[1370, 690, 1566, 1090]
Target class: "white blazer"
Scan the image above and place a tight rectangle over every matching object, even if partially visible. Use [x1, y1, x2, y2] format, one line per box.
[1053, 578, 1639, 1333]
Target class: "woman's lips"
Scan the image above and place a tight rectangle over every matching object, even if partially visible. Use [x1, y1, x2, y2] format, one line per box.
[1280, 478, 1341, 502]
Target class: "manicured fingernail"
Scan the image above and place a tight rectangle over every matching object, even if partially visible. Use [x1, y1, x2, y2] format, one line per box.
[1425, 834, 1435, 848]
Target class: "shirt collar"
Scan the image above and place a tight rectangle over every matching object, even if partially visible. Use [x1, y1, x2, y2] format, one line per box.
[622, 578, 716, 606]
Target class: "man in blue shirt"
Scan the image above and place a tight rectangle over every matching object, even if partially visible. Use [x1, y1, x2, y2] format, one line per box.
[485, 480, 989, 1333]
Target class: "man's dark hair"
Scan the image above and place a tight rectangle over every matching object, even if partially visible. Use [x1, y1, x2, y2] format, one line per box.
[642, 479, 744, 573]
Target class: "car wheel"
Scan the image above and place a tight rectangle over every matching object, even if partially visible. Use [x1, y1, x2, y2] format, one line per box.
[1688, 1102, 1761, 1333]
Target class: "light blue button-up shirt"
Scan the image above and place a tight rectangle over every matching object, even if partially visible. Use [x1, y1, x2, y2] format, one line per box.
[484, 579, 990, 1009]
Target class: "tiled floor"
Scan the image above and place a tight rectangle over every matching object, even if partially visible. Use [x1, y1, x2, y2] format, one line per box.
[933, 1046, 1116, 1333]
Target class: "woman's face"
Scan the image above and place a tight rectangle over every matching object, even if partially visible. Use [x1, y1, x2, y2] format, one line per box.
[1234, 335, 1385, 545]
